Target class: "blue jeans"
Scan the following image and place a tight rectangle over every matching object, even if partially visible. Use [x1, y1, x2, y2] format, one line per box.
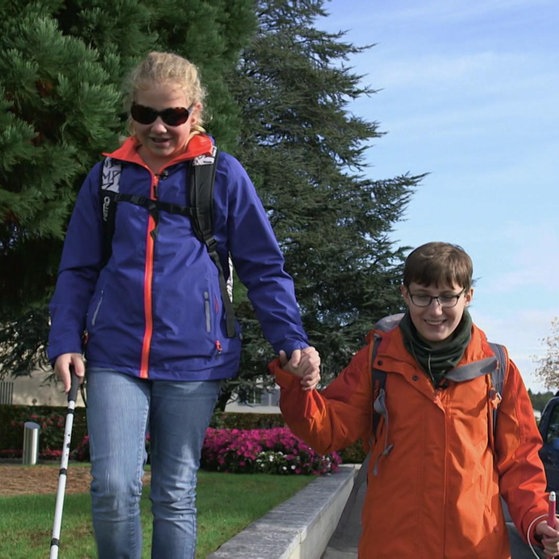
[86, 368, 221, 559]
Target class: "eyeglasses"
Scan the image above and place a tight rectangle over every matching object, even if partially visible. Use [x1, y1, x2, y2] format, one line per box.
[408, 290, 465, 308]
[130, 103, 191, 126]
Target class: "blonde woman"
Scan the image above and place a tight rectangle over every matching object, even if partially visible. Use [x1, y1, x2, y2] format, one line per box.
[48, 52, 319, 558]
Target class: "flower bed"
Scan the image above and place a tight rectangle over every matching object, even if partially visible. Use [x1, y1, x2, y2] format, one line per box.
[1, 406, 347, 472]
[201, 427, 341, 475]
[69, 427, 340, 475]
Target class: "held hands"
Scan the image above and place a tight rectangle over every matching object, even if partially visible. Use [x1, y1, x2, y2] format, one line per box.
[535, 520, 559, 557]
[54, 353, 85, 393]
[279, 346, 321, 391]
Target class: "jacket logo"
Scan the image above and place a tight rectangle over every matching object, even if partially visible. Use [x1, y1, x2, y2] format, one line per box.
[101, 158, 122, 193]
[102, 195, 111, 222]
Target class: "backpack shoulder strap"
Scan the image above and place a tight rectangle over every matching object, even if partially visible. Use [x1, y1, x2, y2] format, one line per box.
[371, 313, 404, 440]
[100, 157, 122, 267]
[190, 148, 236, 338]
[371, 337, 386, 440]
[442, 342, 508, 439]
[189, 146, 219, 245]
[444, 341, 507, 445]
[99, 150, 236, 337]
[488, 342, 508, 436]
[488, 342, 507, 396]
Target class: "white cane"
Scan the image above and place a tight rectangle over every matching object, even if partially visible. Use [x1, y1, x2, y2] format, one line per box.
[50, 370, 80, 559]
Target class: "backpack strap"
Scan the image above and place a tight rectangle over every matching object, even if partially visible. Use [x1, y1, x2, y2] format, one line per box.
[371, 342, 386, 442]
[99, 149, 236, 338]
[445, 342, 507, 436]
[100, 158, 195, 264]
[371, 313, 404, 440]
[488, 342, 507, 436]
[369, 315, 508, 473]
[445, 357, 498, 382]
[190, 148, 235, 338]
[100, 157, 122, 267]
[370, 314, 404, 475]
[189, 147, 218, 244]
[488, 342, 506, 396]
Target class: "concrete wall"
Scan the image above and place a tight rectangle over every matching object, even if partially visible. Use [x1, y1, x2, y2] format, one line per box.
[0, 370, 74, 407]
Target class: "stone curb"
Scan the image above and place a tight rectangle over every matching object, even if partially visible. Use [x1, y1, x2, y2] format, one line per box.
[207, 464, 359, 559]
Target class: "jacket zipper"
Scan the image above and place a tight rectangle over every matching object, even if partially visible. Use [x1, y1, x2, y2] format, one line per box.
[139, 174, 159, 378]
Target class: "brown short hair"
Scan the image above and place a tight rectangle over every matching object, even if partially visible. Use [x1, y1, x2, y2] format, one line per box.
[403, 242, 473, 290]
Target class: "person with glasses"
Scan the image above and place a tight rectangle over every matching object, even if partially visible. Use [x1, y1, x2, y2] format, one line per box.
[47, 51, 319, 559]
[271, 241, 559, 558]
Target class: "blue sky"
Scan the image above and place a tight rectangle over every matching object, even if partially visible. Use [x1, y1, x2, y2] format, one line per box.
[320, 0, 559, 391]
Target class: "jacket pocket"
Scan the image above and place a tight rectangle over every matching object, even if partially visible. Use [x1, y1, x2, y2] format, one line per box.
[204, 290, 211, 333]
[86, 285, 106, 331]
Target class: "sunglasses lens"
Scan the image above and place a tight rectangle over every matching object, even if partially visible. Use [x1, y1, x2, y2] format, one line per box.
[130, 104, 158, 124]
[161, 108, 190, 126]
[130, 104, 190, 126]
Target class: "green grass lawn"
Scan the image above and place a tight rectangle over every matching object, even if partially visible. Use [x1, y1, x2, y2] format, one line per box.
[0, 469, 313, 559]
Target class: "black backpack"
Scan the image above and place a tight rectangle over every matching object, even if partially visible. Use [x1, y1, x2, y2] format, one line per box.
[98, 146, 235, 337]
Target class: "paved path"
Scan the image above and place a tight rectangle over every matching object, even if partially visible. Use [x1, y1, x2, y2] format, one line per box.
[321, 471, 363, 558]
[322, 476, 544, 559]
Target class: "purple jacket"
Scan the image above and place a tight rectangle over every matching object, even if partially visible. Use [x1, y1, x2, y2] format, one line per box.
[48, 135, 309, 380]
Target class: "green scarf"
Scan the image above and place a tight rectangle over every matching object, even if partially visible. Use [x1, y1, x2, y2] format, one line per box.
[399, 310, 473, 386]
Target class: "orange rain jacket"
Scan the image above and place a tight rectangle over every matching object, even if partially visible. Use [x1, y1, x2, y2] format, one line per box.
[271, 323, 550, 559]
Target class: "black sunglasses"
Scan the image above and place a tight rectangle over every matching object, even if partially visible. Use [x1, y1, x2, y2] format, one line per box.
[130, 103, 191, 126]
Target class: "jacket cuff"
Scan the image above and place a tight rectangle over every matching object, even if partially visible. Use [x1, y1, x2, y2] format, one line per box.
[269, 357, 309, 389]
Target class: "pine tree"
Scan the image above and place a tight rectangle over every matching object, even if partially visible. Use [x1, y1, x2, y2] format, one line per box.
[0, 2, 124, 373]
[149, 0, 257, 150]
[225, 0, 425, 399]
[0, 0, 255, 377]
[56, 0, 256, 150]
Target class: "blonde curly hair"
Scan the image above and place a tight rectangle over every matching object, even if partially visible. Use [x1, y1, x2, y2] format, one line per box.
[124, 51, 207, 132]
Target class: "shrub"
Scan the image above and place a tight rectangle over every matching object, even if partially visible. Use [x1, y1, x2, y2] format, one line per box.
[72, 427, 341, 476]
[338, 439, 367, 464]
[71, 435, 90, 462]
[0, 404, 87, 459]
[9, 412, 66, 461]
[2, 406, 350, 472]
[211, 411, 284, 429]
[201, 427, 341, 475]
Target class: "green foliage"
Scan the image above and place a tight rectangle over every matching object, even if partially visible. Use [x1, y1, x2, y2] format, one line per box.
[534, 317, 559, 391]
[338, 438, 367, 464]
[0, 471, 312, 559]
[56, 0, 158, 77]
[0, 404, 88, 456]
[228, 0, 425, 394]
[0, 0, 255, 376]
[0, 305, 51, 377]
[0, 13, 122, 230]
[211, 410, 284, 429]
[0, 407, 279, 457]
[1, 0, 422, 396]
[149, 0, 257, 149]
[530, 389, 556, 412]
[0, 5, 123, 320]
